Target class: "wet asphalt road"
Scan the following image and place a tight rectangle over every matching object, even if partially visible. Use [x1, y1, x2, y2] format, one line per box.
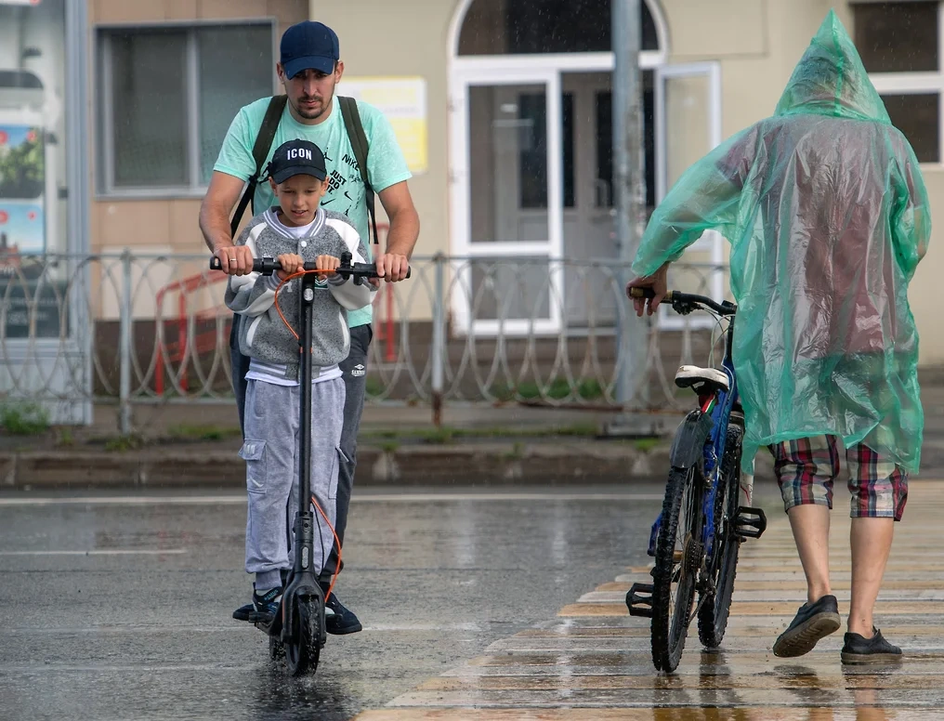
[0, 485, 670, 721]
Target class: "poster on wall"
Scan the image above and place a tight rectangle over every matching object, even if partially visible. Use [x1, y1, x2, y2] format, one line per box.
[0, 124, 45, 258]
[337, 77, 428, 175]
[0, 0, 67, 338]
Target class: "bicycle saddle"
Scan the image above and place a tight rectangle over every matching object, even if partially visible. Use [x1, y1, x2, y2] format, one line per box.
[675, 365, 729, 395]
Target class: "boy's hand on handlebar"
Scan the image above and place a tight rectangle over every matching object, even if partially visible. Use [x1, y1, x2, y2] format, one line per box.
[375, 252, 410, 283]
[214, 244, 254, 276]
[315, 254, 340, 277]
[276, 253, 305, 280]
[626, 263, 669, 317]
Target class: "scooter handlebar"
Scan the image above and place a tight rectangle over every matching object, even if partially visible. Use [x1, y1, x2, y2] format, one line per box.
[210, 251, 411, 280]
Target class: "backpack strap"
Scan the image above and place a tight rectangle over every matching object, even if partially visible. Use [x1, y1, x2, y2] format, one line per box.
[230, 95, 288, 237]
[338, 95, 379, 248]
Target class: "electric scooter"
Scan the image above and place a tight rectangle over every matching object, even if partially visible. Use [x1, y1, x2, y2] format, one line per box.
[211, 251, 410, 675]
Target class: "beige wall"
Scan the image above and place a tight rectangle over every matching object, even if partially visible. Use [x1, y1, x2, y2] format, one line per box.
[305, 1, 454, 265]
[87, 0, 308, 256]
[86, 0, 944, 365]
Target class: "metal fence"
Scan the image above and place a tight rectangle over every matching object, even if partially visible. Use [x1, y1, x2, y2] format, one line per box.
[0, 252, 728, 432]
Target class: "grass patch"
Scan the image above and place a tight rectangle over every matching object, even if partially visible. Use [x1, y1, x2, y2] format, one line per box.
[419, 427, 456, 444]
[56, 427, 75, 447]
[379, 440, 400, 453]
[503, 441, 526, 460]
[362, 423, 603, 444]
[552, 422, 601, 437]
[168, 424, 242, 442]
[365, 377, 385, 397]
[632, 437, 663, 453]
[105, 434, 144, 452]
[0, 402, 50, 436]
[493, 379, 605, 401]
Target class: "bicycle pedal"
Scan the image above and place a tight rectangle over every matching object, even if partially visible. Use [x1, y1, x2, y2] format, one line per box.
[626, 582, 654, 618]
[735, 506, 768, 540]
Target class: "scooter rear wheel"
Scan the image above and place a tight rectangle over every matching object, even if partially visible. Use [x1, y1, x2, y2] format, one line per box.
[285, 595, 322, 676]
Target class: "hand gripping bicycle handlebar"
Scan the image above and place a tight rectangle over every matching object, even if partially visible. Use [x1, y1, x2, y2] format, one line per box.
[628, 286, 736, 317]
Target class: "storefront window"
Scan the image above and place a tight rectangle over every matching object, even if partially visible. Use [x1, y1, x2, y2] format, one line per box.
[0, 0, 70, 338]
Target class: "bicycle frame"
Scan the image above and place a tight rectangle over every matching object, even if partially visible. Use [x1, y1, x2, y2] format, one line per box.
[646, 309, 738, 564]
[700, 328, 739, 562]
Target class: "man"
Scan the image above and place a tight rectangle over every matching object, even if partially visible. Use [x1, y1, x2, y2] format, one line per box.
[627, 11, 930, 664]
[200, 20, 420, 634]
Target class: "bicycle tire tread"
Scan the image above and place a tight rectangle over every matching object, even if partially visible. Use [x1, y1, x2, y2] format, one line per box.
[697, 424, 743, 649]
[650, 465, 701, 672]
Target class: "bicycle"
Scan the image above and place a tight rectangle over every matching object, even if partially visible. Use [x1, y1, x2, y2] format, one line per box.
[625, 287, 767, 673]
[210, 251, 409, 676]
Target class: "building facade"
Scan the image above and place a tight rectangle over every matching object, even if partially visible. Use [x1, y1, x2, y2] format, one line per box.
[1, 0, 942, 366]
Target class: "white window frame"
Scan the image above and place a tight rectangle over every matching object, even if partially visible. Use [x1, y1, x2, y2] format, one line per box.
[860, 0, 944, 166]
[95, 18, 278, 199]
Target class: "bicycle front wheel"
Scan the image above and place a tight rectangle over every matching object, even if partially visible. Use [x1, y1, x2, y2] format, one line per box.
[651, 464, 704, 673]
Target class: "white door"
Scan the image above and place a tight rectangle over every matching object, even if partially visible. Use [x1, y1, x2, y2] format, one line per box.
[560, 71, 619, 327]
[654, 62, 724, 330]
[450, 68, 564, 335]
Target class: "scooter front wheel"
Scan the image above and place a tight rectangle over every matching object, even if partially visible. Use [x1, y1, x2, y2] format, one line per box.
[269, 635, 285, 661]
[284, 595, 323, 676]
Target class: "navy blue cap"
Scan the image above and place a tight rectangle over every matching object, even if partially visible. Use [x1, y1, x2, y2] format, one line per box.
[280, 21, 339, 78]
[266, 140, 327, 183]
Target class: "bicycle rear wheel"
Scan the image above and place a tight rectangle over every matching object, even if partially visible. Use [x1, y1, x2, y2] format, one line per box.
[651, 465, 704, 672]
[698, 421, 743, 649]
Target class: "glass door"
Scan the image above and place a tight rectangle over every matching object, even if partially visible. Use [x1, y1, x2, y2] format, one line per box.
[450, 67, 563, 335]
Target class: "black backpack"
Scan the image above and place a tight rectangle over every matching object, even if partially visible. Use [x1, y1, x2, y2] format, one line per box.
[229, 95, 379, 247]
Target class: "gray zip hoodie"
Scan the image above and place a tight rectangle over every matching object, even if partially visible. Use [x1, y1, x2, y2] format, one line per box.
[225, 208, 373, 382]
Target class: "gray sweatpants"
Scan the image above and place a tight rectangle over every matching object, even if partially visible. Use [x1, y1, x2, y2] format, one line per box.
[240, 377, 345, 587]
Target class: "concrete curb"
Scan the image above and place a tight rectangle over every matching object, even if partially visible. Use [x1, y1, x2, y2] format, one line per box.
[0, 441, 778, 490]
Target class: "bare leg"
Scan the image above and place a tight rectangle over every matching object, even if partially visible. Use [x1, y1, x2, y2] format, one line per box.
[848, 517, 894, 637]
[787, 504, 832, 604]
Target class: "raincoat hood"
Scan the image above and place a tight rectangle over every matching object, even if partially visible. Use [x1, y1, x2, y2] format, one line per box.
[775, 10, 891, 124]
[632, 11, 931, 475]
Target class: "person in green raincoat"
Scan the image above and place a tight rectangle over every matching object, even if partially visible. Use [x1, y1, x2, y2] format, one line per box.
[627, 11, 930, 664]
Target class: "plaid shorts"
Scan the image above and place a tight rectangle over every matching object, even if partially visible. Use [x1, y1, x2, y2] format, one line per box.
[769, 436, 908, 520]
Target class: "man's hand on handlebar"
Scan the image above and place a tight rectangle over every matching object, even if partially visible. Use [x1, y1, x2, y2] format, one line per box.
[626, 262, 669, 317]
[213, 243, 255, 277]
[375, 253, 410, 284]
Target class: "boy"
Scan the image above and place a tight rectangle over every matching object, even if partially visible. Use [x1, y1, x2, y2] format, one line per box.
[225, 139, 372, 624]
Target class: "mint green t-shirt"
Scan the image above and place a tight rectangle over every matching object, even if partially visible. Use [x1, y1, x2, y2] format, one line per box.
[214, 96, 412, 328]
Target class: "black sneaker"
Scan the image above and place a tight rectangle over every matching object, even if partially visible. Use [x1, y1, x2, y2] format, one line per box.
[773, 594, 841, 657]
[841, 627, 902, 665]
[232, 602, 254, 622]
[321, 583, 362, 635]
[234, 570, 289, 622]
[250, 586, 282, 624]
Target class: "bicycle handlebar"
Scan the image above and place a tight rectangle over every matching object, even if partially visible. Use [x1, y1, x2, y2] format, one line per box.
[210, 251, 410, 281]
[628, 287, 736, 316]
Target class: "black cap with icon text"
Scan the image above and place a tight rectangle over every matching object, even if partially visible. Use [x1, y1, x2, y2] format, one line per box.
[266, 139, 327, 184]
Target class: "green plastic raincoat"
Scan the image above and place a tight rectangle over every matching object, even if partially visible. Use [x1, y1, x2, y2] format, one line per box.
[632, 11, 931, 474]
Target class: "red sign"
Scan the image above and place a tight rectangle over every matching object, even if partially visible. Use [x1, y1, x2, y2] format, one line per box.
[0, 130, 7, 146]
[0, 211, 8, 224]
